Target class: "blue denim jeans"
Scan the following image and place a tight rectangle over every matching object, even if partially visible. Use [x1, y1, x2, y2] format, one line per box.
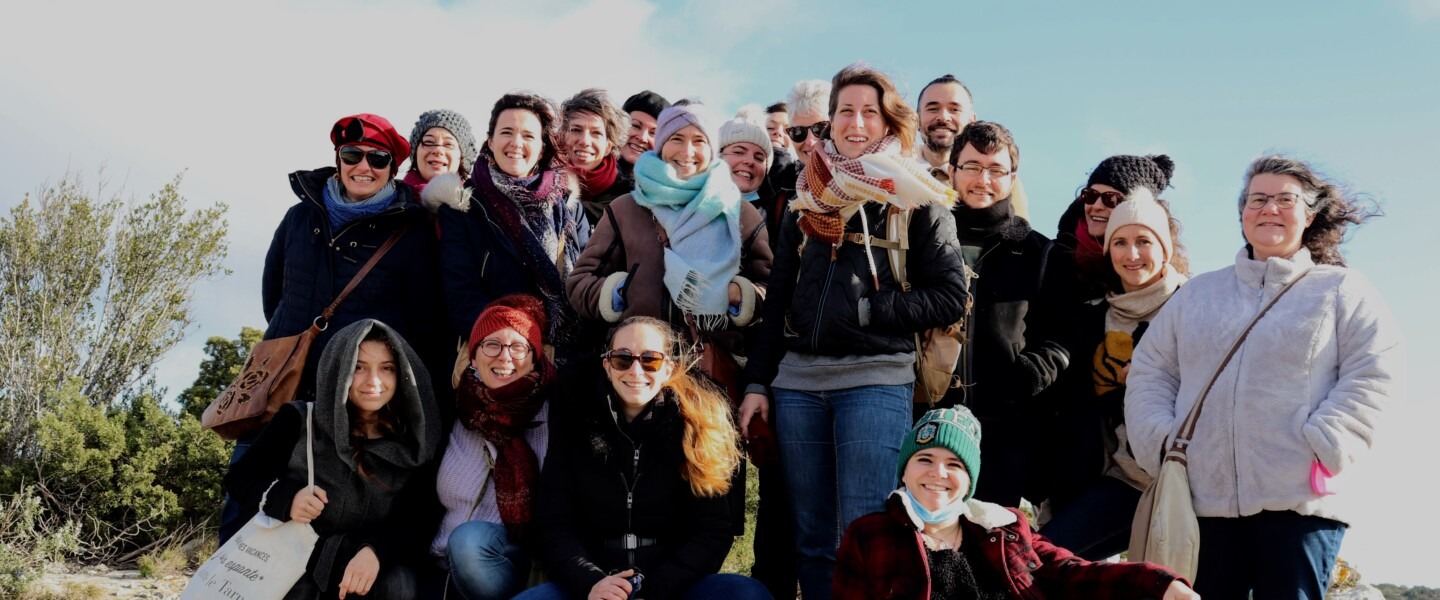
[448, 521, 527, 600]
[512, 574, 771, 600]
[1194, 510, 1346, 599]
[773, 383, 913, 600]
[1038, 476, 1141, 560]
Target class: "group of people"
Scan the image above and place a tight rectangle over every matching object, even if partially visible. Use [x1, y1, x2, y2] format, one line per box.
[219, 61, 1403, 600]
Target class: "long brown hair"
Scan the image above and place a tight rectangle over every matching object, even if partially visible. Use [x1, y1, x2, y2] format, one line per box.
[829, 62, 917, 156]
[347, 328, 404, 487]
[608, 317, 741, 497]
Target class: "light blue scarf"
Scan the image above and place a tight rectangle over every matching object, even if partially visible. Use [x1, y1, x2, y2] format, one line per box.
[323, 176, 398, 231]
[902, 488, 970, 525]
[631, 152, 742, 330]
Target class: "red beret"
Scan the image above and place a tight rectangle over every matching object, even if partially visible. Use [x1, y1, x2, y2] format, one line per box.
[330, 113, 411, 163]
[468, 294, 548, 364]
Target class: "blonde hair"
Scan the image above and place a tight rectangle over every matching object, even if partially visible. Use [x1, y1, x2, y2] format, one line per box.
[609, 317, 741, 497]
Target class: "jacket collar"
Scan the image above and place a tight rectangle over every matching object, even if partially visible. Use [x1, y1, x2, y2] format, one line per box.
[888, 489, 1018, 531]
[1233, 246, 1314, 293]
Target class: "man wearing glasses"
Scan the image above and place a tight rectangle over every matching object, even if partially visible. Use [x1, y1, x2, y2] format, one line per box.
[916, 74, 1029, 218]
[941, 121, 1071, 509]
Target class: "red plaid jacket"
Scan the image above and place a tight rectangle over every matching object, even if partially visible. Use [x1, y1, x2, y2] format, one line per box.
[834, 494, 1184, 599]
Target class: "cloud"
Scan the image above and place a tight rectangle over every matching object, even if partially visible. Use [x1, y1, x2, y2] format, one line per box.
[1410, 0, 1440, 21]
[0, 0, 769, 400]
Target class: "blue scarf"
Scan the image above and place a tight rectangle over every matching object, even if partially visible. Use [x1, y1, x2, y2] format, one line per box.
[903, 488, 969, 525]
[324, 176, 398, 231]
[631, 152, 742, 330]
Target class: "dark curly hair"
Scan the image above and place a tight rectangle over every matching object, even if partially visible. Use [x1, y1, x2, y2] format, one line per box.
[1237, 155, 1379, 267]
[482, 92, 562, 175]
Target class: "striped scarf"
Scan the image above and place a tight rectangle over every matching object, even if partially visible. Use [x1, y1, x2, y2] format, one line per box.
[791, 135, 956, 245]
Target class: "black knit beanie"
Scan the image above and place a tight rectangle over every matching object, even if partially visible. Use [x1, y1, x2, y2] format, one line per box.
[409, 109, 478, 176]
[622, 90, 671, 120]
[1086, 154, 1176, 195]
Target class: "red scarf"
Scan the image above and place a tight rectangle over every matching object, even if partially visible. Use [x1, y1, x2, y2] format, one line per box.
[455, 363, 552, 539]
[1073, 219, 1108, 273]
[573, 154, 619, 201]
[401, 170, 429, 198]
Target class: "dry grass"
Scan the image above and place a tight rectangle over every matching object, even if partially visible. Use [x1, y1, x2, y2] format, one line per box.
[24, 580, 103, 600]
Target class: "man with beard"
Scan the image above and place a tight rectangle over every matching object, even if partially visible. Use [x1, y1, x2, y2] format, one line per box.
[917, 74, 1029, 217]
[941, 120, 1070, 508]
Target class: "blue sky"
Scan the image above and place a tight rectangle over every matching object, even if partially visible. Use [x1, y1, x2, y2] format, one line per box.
[3, 0, 1437, 587]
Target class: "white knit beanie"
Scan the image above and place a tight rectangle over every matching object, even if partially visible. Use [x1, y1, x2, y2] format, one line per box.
[1103, 188, 1174, 261]
[717, 105, 774, 170]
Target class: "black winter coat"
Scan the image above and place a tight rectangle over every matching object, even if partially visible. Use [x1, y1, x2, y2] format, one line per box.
[746, 202, 969, 389]
[534, 388, 734, 600]
[939, 215, 1071, 419]
[262, 168, 449, 399]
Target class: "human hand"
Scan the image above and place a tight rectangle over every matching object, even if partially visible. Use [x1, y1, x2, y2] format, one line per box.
[728, 282, 742, 307]
[587, 569, 636, 600]
[1162, 579, 1200, 600]
[337, 546, 379, 599]
[738, 393, 769, 437]
[1118, 363, 1131, 384]
[289, 486, 328, 524]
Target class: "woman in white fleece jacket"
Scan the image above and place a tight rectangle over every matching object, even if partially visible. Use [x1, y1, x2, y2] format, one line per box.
[1125, 155, 1403, 599]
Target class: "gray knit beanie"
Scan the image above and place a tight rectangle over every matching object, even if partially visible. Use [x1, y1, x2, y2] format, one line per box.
[409, 109, 478, 177]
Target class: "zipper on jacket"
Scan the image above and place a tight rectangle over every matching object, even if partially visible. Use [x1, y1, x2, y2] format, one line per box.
[810, 259, 838, 349]
[608, 415, 645, 569]
[957, 244, 999, 406]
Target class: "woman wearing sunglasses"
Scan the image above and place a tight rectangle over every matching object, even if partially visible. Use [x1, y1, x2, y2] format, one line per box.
[1037, 189, 1189, 560]
[228, 113, 450, 543]
[435, 94, 589, 373]
[1126, 156, 1401, 597]
[423, 294, 557, 599]
[567, 100, 771, 404]
[1054, 154, 1176, 302]
[517, 317, 771, 600]
[738, 63, 968, 600]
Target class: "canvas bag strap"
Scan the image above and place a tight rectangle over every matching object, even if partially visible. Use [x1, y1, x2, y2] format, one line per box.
[1170, 269, 1311, 451]
[318, 223, 414, 325]
[305, 402, 314, 491]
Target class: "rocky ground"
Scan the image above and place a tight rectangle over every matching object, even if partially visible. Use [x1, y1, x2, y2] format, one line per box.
[32, 565, 186, 599]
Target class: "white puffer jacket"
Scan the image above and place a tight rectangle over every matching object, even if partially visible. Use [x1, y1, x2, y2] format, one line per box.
[1125, 248, 1403, 523]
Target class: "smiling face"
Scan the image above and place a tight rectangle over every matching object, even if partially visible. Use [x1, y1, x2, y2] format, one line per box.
[722, 142, 767, 194]
[416, 127, 461, 181]
[902, 447, 971, 512]
[1243, 173, 1315, 261]
[660, 125, 712, 180]
[604, 323, 675, 415]
[790, 108, 827, 165]
[1083, 183, 1123, 240]
[622, 111, 658, 165]
[1108, 224, 1167, 292]
[564, 111, 612, 171]
[949, 142, 1015, 209]
[349, 340, 397, 418]
[471, 327, 535, 389]
[831, 84, 888, 159]
[338, 143, 391, 200]
[488, 108, 544, 178]
[918, 82, 975, 154]
[765, 111, 790, 150]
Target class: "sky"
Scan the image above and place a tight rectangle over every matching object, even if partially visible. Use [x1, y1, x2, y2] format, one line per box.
[3, 0, 1438, 587]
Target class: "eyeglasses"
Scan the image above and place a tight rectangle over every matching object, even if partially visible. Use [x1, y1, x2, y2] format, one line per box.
[479, 340, 532, 360]
[602, 350, 668, 372]
[337, 146, 394, 170]
[1244, 192, 1308, 210]
[954, 162, 1012, 179]
[1078, 187, 1128, 209]
[785, 121, 831, 144]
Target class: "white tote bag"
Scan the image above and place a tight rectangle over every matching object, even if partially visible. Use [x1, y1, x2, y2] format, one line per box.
[183, 403, 320, 599]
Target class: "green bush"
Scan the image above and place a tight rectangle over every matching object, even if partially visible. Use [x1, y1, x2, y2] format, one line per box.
[0, 486, 81, 598]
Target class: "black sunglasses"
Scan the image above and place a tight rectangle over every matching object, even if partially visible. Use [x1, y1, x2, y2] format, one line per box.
[1078, 187, 1127, 209]
[337, 146, 394, 170]
[785, 121, 831, 144]
[602, 350, 668, 373]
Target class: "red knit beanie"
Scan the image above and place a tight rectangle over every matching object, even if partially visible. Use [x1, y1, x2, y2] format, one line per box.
[468, 294, 548, 362]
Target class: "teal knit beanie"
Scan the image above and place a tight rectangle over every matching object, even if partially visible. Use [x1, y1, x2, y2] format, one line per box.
[898, 407, 983, 500]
